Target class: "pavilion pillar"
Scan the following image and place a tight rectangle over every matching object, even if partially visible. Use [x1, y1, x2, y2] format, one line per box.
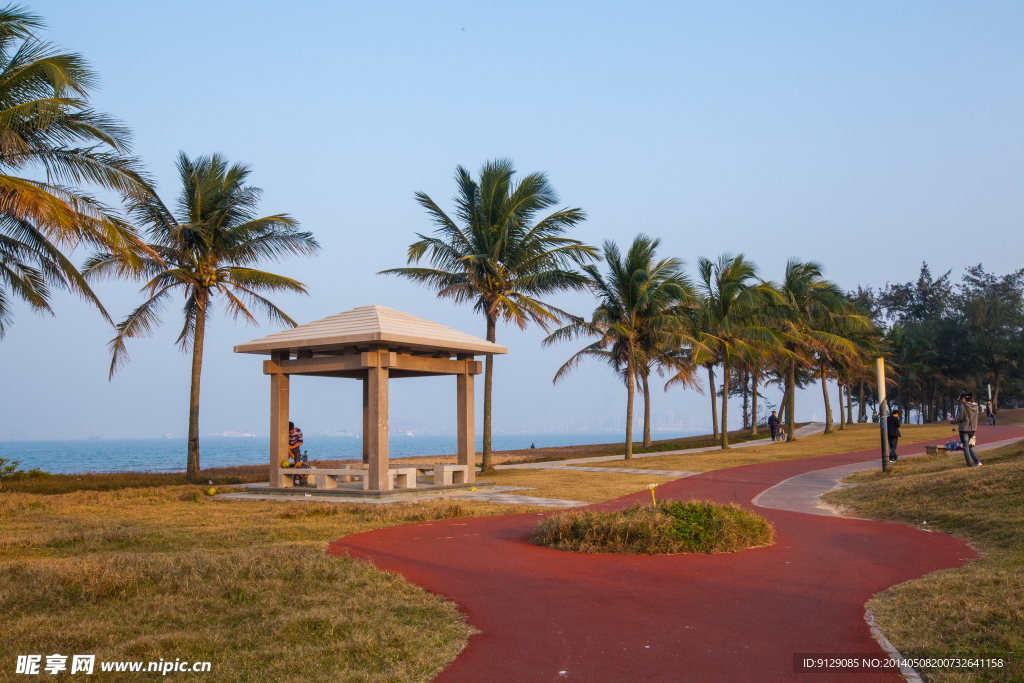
[456, 356, 476, 482]
[361, 377, 370, 464]
[269, 351, 289, 487]
[365, 360, 390, 490]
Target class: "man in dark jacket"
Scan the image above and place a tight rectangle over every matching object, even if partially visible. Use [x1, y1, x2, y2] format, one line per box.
[886, 408, 901, 461]
[767, 411, 780, 441]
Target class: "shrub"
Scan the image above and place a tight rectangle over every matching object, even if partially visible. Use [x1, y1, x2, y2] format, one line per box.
[529, 500, 775, 555]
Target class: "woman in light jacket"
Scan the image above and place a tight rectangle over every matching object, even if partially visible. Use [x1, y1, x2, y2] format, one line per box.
[951, 392, 981, 467]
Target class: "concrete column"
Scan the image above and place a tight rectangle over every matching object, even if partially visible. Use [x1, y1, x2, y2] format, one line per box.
[365, 361, 390, 490]
[361, 376, 370, 464]
[456, 359, 476, 483]
[269, 352, 289, 487]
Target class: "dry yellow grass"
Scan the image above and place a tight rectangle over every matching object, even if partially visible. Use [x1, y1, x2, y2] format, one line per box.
[585, 423, 953, 472]
[823, 439, 1024, 682]
[0, 488, 536, 682]
[481, 468, 677, 503]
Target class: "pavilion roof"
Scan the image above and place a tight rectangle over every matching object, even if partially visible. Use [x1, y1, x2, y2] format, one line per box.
[233, 305, 508, 356]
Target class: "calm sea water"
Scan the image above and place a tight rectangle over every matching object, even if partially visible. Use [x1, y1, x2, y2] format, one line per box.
[0, 431, 700, 474]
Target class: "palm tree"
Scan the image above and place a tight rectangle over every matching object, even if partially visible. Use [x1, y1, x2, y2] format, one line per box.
[381, 159, 596, 472]
[83, 153, 319, 480]
[777, 260, 864, 440]
[0, 5, 150, 336]
[693, 254, 781, 448]
[544, 235, 695, 459]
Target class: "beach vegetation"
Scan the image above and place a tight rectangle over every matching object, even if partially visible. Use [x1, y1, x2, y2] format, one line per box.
[544, 234, 698, 459]
[381, 158, 597, 472]
[83, 153, 319, 481]
[691, 253, 785, 448]
[0, 4, 151, 337]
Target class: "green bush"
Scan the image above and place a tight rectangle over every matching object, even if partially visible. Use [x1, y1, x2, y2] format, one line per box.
[529, 500, 775, 555]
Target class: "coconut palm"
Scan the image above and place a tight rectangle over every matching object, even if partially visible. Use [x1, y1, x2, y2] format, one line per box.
[693, 254, 782, 448]
[381, 159, 596, 472]
[83, 153, 319, 480]
[776, 259, 865, 440]
[544, 235, 695, 459]
[0, 5, 150, 336]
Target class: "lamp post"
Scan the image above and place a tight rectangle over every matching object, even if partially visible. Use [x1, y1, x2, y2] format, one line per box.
[877, 358, 889, 473]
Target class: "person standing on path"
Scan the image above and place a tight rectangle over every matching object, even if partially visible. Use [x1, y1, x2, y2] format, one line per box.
[886, 408, 901, 461]
[987, 400, 996, 427]
[768, 411, 780, 441]
[951, 393, 981, 467]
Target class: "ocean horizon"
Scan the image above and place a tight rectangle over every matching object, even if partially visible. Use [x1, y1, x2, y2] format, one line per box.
[1, 430, 703, 474]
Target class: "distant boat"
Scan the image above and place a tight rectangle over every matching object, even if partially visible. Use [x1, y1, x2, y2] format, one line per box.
[403, 430, 415, 437]
[218, 430, 256, 437]
[319, 430, 355, 437]
[163, 432, 173, 439]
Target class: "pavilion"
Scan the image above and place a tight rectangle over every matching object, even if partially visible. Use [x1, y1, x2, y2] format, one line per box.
[233, 305, 507, 492]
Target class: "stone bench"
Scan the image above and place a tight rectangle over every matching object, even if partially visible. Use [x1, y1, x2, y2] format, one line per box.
[279, 463, 471, 491]
[401, 463, 470, 485]
[925, 445, 949, 456]
[280, 468, 370, 490]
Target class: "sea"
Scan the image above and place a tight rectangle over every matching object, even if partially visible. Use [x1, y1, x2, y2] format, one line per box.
[0, 430, 701, 475]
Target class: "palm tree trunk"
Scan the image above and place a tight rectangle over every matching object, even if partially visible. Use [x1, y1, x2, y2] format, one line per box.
[481, 314, 496, 473]
[642, 370, 652, 448]
[750, 369, 759, 435]
[721, 353, 731, 448]
[858, 381, 866, 422]
[821, 360, 833, 434]
[745, 370, 753, 430]
[847, 383, 854, 424]
[778, 377, 789, 426]
[625, 353, 635, 460]
[837, 380, 845, 429]
[186, 294, 208, 482]
[786, 359, 796, 441]
[707, 364, 719, 440]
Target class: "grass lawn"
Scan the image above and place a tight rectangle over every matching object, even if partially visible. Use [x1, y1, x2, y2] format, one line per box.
[823, 438, 1024, 682]
[585, 422, 953, 472]
[0, 489, 534, 682]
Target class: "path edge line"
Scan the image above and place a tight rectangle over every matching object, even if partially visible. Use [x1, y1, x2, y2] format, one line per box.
[864, 609, 922, 683]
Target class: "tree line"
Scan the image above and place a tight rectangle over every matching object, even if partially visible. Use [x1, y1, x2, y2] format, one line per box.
[388, 161, 1023, 467]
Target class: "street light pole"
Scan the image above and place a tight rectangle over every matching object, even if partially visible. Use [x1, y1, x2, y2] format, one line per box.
[877, 358, 889, 473]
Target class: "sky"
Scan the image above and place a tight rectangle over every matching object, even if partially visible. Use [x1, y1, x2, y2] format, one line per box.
[2, 1, 1022, 440]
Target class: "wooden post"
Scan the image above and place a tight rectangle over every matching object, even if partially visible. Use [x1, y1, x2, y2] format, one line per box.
[365, 354, 390, 490]
[269, 351, 289, 487]
[457, 355, 476, 483]
[877, 357, 889, 473]
[361, 376, 370, 464]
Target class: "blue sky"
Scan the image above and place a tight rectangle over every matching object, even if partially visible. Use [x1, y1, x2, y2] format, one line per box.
[2, 1, 1022, 439]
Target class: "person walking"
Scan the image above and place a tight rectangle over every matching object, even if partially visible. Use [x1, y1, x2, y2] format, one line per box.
[768, 411, 780, 442]
[952, 392, 981, 467]
[886, 408, 901, 461]
[986, 400, 996, 427]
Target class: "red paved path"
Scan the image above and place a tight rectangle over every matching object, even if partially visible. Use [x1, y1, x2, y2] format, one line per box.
[329, 425, 1024, 682]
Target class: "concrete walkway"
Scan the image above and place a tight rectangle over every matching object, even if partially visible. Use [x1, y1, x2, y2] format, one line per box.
[754, 430, 1024, 517]
[496, 422, 825, 470]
